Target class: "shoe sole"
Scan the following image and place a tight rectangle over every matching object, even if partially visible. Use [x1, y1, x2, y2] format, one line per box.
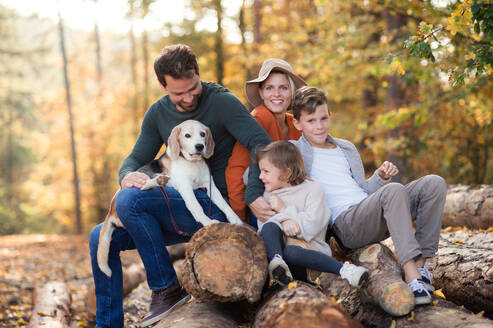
[356, 271, 369, 288]
[139, 294, 191, 327]
[272, 266, 293, 286]
[415, 295, 432, 305]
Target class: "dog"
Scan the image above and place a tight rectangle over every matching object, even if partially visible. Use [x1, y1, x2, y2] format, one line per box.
[97, 120, 243, 277]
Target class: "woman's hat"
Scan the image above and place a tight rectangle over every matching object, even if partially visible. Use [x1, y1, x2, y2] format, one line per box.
[245, 58, 306, 107]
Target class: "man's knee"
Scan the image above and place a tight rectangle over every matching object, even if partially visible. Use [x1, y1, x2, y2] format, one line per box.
[115, 187, 141, 218]
[382, 182, 407, 197]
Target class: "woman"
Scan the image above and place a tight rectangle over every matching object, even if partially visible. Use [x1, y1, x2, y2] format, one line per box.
[226, 58, 306, 224]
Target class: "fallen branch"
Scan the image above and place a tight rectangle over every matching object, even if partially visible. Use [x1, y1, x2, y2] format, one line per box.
[29, 281, 71, 328]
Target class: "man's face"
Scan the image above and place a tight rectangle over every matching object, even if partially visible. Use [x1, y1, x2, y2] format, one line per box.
[163, 73, 202, 112]
[293, 103, 331, 148]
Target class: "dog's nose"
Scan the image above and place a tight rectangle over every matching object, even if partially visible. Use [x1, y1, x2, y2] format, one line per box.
[195, 144, 204, 152]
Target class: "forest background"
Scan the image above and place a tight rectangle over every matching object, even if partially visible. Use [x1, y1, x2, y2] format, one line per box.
[1, 0, 492, 235]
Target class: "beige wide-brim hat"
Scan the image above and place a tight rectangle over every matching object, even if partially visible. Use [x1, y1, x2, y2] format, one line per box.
[245, 58, 306, 107]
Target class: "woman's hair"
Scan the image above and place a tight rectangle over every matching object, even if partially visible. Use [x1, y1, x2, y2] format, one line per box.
[254, 141, 306, 186]
[259, 70, 296, 101]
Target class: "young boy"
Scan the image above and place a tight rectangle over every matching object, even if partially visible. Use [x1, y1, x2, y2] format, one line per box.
[290, 86, 447, 305]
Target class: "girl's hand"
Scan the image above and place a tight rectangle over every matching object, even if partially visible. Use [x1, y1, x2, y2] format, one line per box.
[377, 161, 399, 180]
[281, 219, 301, 236]
[269, 194, 286, 213]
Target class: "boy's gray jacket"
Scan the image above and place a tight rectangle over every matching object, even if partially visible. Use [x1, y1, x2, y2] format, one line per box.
[290, 134, 389, 195]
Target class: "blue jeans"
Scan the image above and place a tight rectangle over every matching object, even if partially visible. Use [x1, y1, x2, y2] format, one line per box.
[89, 186, 228, 328]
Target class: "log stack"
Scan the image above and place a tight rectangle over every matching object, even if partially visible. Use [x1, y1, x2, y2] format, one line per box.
[443, 185, 493, 229]
[181, 222, 268, 303]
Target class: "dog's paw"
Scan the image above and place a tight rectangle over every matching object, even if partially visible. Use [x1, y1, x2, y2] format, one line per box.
[140, 181, 154, 190]
[227, 216, 244, 225]
[156, 174, 170, 186]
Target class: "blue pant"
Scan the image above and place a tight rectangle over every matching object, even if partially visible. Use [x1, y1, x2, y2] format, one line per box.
[89, 186, 228, 328]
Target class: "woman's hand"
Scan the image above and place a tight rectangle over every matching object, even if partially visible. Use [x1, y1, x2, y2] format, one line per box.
[121, 172, 149, 189]
[248, 197, 276, 223]
[269, 194, 286, 213]
[281, 219, 301, 237]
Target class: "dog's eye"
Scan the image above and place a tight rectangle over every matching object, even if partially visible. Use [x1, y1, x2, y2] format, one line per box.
[185, 133, 191, 138]
[200, 132, 206, 137]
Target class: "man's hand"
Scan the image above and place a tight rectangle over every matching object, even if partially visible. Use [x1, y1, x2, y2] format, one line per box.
[269, 194, 286, 213]
[121, 172, 150, 189]
[377, 161, 399, 180]
[281, 219, 301, 237]
[249, 197, 276, 223]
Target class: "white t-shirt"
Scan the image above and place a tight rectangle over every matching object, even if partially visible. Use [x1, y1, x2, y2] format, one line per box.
[311, 146, 368, 225]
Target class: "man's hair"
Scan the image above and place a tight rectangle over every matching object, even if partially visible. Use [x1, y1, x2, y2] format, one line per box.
[154, 44, 200, 87]
[254, 141, 306, 186]
[292, 86, 329, 120]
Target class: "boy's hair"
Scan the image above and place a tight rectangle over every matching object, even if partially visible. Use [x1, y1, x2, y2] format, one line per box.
[154, 44, 200, 87]
[254, 141, 306, 186]
[292, 86, 329, 120]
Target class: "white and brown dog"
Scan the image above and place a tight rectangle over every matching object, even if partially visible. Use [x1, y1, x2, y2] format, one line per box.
[97, 120, 243, 277]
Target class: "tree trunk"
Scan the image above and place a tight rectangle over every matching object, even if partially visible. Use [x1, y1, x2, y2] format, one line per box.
[57, 10, 82, 234]
[181, 223, 268, 303]
[141, 30, 149, 112]
[442, 185, 493, 229]
[214, 0, 224, 86]
[351, 243, 415, 316]
[428, 229, 493, 316]
[129, 25, 139, 135]
[29, 281, 71, 328]
[384, 9, 408, 183]
[253, 281, 362, 328]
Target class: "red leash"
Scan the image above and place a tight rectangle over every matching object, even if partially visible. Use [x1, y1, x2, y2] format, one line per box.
[157, 173, 213, 236]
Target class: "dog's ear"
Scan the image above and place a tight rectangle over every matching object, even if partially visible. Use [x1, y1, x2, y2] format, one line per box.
[204, 126, 215, 159]
[167, 125, 181, 160]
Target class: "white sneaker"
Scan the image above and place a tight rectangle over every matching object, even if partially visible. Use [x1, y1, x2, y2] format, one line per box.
[268, 254, 293, 286]
[339, 262, 369, 288]
[408, 278, 432, 305]
[417, 264, 434, 292]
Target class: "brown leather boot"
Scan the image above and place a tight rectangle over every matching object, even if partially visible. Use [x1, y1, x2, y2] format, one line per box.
[139, 280, 190, 327]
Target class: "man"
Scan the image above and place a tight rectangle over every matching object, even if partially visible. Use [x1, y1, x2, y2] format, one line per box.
[89, 44, 271, 328]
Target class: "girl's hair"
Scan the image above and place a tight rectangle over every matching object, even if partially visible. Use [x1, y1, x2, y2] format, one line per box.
[254, 141, 306, 186]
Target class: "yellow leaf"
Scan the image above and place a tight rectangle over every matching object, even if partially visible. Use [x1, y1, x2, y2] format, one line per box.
[391, 58, 406, 75]
[434, 289, 446, 299]
[329, 296, 338, 303]
[382, 81, 389, 88]
[288, 281, 298, 289]
[37, 311, 48, 316]
[390, 320, 396, 328]
[452, 239, 465, 245]
[78, 320, 88, 327]
[476, 310, 484, 318]
[407, 311, 415, 321]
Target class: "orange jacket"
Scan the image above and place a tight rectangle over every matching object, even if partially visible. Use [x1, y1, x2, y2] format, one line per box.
[225, 104, 302, 221]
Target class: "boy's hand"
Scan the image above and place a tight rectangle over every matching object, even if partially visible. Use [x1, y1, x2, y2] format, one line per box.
[269, 194, 286, 213]
[377, 161, 399, 180]
[249, 197, 276, 223]
[281, 219, 301, 236]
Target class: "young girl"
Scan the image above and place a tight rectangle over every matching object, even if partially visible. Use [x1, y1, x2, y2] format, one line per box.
[256, 140, 369, 287]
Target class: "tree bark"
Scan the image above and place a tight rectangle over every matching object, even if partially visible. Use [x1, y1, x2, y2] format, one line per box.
[214, 0, 224, 86]
[57, 10, 82, 234]
[428, 229, 493, 316]
[154, 300, 239, 328]
[351, 243, 415, 316]
[181, 223, 268, 303]
[442, 185, 493, 229]
[253, 281, 362, 328]
[29, 281, 71, 328]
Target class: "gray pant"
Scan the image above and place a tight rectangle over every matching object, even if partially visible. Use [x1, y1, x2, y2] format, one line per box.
[332, 175, 447, 265]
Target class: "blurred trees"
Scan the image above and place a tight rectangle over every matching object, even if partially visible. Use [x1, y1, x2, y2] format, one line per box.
[0, 0, 491, 234]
